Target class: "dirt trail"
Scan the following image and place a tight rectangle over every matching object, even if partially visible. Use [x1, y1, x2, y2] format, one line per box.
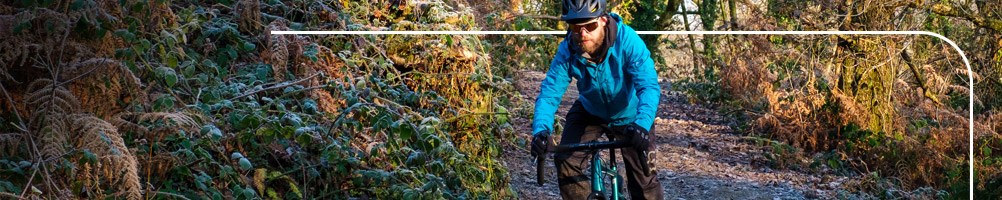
[503, 70, 850, 199]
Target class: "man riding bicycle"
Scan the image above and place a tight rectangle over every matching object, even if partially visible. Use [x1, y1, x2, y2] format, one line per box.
[529, 0, 664, 199]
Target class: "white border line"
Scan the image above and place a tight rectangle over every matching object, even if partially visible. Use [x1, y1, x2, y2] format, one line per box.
[274, 30, 975, 198]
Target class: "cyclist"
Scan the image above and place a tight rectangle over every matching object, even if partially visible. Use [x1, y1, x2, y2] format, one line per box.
[529, 0, 664, 199]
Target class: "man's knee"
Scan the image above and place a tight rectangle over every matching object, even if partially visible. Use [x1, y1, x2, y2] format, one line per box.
[554, 151, 585, 168]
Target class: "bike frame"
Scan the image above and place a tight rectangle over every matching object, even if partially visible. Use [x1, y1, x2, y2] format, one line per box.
[589, 146, 623, 199]
[539, 139, 632, 200]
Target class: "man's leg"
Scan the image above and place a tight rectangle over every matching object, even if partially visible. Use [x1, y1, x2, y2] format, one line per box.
[555, 101, 605, 199]
[616, 124, 664, 200]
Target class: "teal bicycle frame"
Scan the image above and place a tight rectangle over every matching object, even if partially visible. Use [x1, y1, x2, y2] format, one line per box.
[537, 139, 632, 200]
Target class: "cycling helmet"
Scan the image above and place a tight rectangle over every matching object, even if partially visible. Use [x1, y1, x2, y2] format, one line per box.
[560, 0, 606, 23]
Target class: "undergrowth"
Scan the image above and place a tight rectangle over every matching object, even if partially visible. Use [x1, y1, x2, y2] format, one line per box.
[0, 0, 518, 199]
[676, 0, 978, 198]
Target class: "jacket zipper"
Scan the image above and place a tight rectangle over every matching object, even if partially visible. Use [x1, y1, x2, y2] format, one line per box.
[597, 63, 612, 124]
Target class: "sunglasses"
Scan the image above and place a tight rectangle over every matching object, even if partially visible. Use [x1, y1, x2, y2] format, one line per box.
[569, 18, 601, 34]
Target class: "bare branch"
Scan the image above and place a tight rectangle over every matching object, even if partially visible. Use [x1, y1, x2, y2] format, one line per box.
[229, 72, 323, 101]
[930, 2, 1002, 32]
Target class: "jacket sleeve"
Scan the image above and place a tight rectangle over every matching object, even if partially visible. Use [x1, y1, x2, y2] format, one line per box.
[623, 30, 661, 132]
[531, 41, 573, 135]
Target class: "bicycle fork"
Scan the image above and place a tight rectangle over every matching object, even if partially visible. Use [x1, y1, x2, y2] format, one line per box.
[589, 148, 626, 200]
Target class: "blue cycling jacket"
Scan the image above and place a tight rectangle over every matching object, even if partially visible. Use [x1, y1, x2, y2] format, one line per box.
[532, 13, 661, 135]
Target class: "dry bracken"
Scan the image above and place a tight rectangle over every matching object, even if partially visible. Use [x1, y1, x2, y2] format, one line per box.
[71, 114, 142, 200]
[265, 20, 291, 81]
[236, 0, 263, 33]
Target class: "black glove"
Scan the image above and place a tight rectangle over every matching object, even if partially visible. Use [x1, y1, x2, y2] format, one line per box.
[623, 124, 651, 152]
[621, 123, 655, 176]
[531, 130, 551, 157]
[532, 130, 551, 186]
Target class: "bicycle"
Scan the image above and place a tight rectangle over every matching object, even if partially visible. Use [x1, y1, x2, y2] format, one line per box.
[535, 135, 648, 200]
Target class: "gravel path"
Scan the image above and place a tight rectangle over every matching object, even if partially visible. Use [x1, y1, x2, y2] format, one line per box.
[502, 70, 851, 200]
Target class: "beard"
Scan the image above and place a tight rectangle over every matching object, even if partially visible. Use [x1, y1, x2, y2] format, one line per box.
[573, 28, 605, 56]
[580, 39, 600, 54]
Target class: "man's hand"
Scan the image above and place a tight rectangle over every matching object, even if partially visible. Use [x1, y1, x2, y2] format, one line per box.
[532, 130, 551, 186]
[623, 124, 650, 152]
[621, 123, 655, 176]
[531, 131, 551, 156]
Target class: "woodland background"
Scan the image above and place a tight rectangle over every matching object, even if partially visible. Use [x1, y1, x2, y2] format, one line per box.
[0, 0, 998, 199]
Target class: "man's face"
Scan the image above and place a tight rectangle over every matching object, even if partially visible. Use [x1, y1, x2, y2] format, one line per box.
[570, 16, 607, 55]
